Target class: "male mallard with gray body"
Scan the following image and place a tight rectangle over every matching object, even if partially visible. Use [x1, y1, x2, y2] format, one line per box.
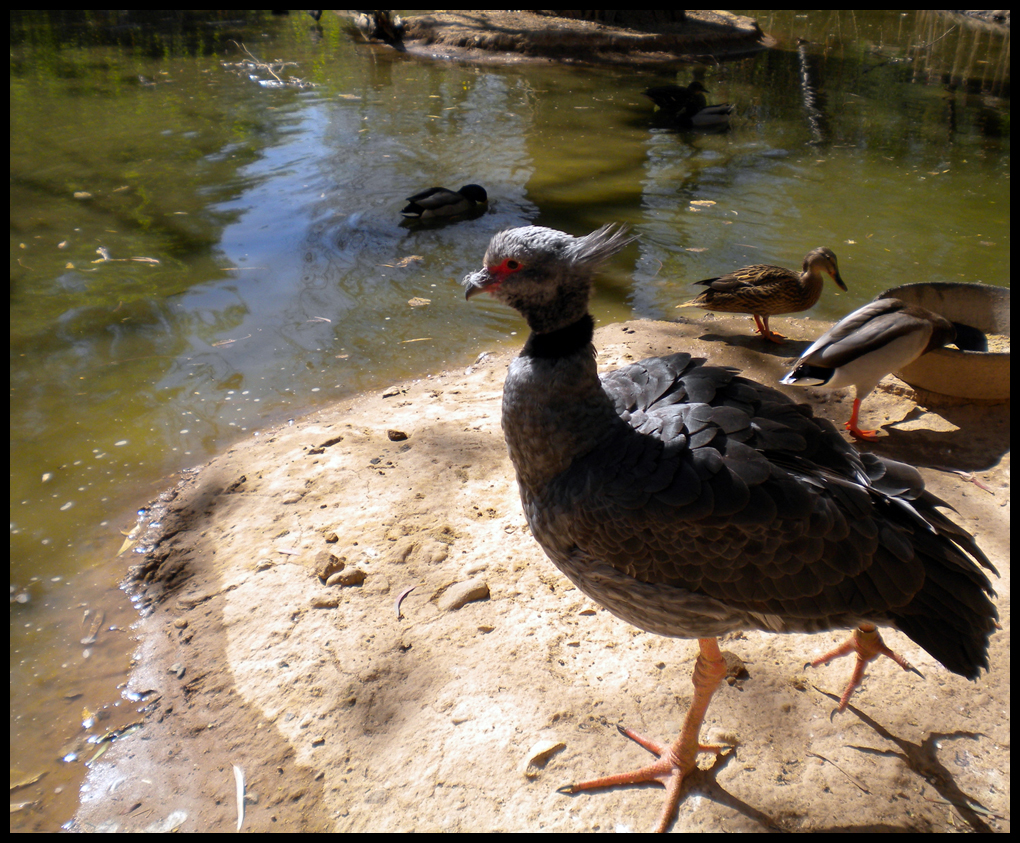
[463, 224, 996, 833]
[644, 80, 709, 112]
[645, 80, 733, 130]
[680, 247, 847, 343]
[400, 184, 488, 220]
[351, 10, 404, 47]
[781, 296, 987, 440]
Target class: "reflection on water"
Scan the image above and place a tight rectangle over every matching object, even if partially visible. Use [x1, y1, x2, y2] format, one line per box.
[9, 10, 1009, 830]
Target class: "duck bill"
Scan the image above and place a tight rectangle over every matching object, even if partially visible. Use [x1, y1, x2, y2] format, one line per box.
[833, 272, 848, 291]
[463, 269, 499, 300]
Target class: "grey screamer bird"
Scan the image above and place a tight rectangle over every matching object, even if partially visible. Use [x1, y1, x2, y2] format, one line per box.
[462, 224, 997, 833]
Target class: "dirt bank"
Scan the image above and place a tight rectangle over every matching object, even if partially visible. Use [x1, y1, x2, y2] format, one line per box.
[72, 315, 1009, 833]
[400, 10, 772, 66]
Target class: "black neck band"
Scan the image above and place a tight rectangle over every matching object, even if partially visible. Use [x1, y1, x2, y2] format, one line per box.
[522, 314, 594, 359]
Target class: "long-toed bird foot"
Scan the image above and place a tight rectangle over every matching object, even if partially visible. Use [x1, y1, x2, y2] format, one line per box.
[557, 639, 730, 831]
[557, 725, 732, 833]
[811, 624, 922, 711]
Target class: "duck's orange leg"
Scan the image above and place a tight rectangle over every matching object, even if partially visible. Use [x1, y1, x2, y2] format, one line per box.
[752, 314, 786, 344]
[845, 398, 880, 440]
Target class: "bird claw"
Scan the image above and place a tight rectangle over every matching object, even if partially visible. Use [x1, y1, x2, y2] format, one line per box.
[556, 640, 730, 831]
[810, 625, 921, 711]
[557, 730, 730, 831]
[614, 722, 731, 759]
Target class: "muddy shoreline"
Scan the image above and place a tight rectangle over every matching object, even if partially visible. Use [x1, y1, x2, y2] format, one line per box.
[399, 10, 772, 66]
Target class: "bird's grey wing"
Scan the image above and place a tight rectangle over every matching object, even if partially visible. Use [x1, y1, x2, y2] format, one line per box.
[405, 186, 443, 202]
[795, 299, 929, 368]
[419, 191, 462, 209]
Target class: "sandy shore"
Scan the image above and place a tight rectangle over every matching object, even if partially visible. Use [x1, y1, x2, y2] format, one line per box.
[71, 316, 1009, 833]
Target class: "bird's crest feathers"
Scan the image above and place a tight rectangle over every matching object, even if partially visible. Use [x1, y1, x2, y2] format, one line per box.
[568, 224, 636, 269]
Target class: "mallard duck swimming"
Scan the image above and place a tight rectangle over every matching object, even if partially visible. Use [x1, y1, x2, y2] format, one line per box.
[781, 296, 988, 440]
[400, 184, 488, 220]
[644, 80, 709, 112]
[351, 10, 405, 47]
[677, 102, 734, 130]
[679, 247, 847, 343]
[645, 81, 733, 130]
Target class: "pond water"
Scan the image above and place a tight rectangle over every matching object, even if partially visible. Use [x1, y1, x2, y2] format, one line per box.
[9, 10, 1009, 830]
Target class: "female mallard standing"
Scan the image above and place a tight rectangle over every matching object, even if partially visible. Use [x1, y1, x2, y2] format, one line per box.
[680, 247, 847, 342]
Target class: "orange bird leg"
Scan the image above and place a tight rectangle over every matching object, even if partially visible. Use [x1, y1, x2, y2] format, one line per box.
[558, 638, 729, 833]
[845, 397, 879, 441]
[752, 314, 786, 344]
[811, 623, 920, 711]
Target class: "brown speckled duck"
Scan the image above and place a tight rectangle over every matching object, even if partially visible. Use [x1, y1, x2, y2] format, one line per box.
[680, 247, 847, 343]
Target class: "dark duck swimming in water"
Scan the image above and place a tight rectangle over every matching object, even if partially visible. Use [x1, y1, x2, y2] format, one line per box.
[644, 80, 734, 130]
[400, 184, 488, 220]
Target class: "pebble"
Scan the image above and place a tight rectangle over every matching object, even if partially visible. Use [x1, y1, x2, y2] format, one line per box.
[437, 578, 489, 611]
[327, 567, 366, 587]
[315, 551, 345, 581]
[521, 740, 566, 779]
